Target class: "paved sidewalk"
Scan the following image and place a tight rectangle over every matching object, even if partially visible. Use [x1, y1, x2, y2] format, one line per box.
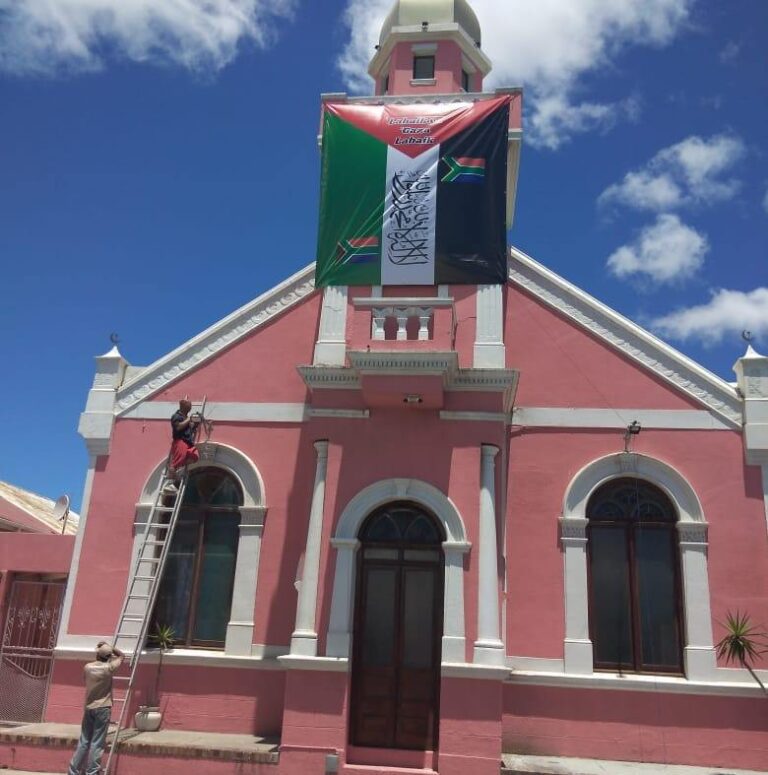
[503, 754, 768, 775]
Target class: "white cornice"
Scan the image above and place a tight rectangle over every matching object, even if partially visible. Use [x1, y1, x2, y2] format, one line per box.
[115, 264, 316, 415]
[508, 247, 742, 427]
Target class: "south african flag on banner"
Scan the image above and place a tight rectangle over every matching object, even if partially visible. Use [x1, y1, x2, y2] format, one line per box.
[315, 95, 511, 287]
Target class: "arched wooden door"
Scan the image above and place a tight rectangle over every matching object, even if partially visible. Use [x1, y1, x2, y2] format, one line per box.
[350, 503, 445, 750]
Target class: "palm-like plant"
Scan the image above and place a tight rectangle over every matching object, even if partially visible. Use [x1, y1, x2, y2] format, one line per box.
[147, 623, 176, 708]
[715, 611, 767, 694]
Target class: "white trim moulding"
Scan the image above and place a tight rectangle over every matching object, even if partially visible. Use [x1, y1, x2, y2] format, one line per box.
[512, 407, 734, 431]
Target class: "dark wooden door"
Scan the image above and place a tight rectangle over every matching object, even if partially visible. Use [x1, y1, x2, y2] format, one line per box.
[350, 504, 444, 750]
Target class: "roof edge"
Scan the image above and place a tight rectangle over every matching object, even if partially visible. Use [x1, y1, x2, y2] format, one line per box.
[508, 246, 742, 426]
[115, 263, 316, 414]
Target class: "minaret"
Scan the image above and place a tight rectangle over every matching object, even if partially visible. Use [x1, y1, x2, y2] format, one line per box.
[369, 0, 492, 97]
[366, 0, 522, 226]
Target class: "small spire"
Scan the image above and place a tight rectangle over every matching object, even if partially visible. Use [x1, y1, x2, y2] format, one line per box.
[99, 344, 123, 359]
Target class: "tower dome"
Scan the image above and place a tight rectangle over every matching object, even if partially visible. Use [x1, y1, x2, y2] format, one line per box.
[379, 0, 482, 47]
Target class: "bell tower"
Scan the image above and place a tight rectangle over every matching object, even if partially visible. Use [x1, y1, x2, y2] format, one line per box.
[369, 0, 492, 97]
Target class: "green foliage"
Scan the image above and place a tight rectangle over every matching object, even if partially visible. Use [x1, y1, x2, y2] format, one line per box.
[150, 623, 176, 652]
[715, 611, 767, 694]
[147, 623, 176, 709]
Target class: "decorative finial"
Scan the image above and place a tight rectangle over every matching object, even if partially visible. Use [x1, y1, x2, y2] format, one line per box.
[110, 332, 121, 346]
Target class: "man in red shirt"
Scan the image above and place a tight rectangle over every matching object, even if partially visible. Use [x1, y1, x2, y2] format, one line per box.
[164, 399, 201, 494]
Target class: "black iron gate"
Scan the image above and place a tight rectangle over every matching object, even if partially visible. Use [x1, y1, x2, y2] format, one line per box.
[0, 579, 65, 723]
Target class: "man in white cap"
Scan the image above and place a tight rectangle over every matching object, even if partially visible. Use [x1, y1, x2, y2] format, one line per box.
[67, 641, 124, 775]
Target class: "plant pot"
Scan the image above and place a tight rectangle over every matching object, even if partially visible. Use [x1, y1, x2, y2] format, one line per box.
[134, 705, 162, 732]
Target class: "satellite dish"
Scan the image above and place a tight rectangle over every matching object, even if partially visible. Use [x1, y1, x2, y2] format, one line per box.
[52, 495, 70, 521]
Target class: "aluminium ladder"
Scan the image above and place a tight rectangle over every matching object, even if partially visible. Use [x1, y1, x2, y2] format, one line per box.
[104, 398, 208, 774]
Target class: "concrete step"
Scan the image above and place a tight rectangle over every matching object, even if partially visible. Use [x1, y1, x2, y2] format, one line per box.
[0, 771, 62, 774]
[0, 723, 279, 774]
[502, 753, 768, 775]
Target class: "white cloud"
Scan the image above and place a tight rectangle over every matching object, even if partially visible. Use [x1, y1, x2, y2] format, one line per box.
[719, 40, 741, 64]
[599, 134, 745, 211]
[0, 0, 295, 75]
[338, 0, 695, 149]
[606, 214, 708, 283]
[651, 288, 768, 345]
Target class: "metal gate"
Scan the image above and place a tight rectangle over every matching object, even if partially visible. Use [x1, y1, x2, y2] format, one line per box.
[0, 579, 65, 723]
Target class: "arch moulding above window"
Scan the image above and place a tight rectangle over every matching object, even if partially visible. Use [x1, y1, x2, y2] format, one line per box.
[134, 441, 267, 657]
[327, 478, 471, 664]
[559, 451, 716, 682]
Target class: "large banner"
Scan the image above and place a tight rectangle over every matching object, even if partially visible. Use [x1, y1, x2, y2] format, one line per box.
[315, 95, 510, 287]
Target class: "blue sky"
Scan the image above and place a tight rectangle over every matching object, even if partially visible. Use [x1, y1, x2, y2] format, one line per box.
[1, 0, 766, 510]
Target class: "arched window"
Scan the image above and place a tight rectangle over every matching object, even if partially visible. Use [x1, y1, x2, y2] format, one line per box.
[152, 468, 242, 648]
[587, 478, 683, 674]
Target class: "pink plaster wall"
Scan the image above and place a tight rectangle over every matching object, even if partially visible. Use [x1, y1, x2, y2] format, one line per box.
[439, 677, 502, 775]
[54, 271, 768, 772]
[387, 41, 466, 95]
[0, 534, 73, 574]
[503, 683, 768, 770]
[47, 658, 285, 736]
[506, 283, 704, 409]
[150, 292, 320, 403]
[505, 427, 768, 663]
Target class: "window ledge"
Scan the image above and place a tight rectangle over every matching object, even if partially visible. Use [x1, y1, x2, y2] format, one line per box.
[410, 78, 436, 86]
[507, 668, 768, 697]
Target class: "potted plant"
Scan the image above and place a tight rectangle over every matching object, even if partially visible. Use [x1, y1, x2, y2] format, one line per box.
[715, 611, 767, 694]
[135, 623, 176, 731]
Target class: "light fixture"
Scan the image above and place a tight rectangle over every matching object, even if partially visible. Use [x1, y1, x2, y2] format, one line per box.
[422, 21, 429, 31]
[404, 394, 423, 404]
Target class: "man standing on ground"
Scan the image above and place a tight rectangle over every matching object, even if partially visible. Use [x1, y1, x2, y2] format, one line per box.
[165, 399, 201, 493]
[67, 641, 124, 775]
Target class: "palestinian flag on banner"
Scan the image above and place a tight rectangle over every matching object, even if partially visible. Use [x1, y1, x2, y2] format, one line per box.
[315, 95, 511, 287]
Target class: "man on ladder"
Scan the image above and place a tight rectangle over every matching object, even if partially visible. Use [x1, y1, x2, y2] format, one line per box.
[163, 398, 201, 494]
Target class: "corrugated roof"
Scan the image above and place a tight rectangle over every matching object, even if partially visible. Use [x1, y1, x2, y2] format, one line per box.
[0, 481, 80, 535]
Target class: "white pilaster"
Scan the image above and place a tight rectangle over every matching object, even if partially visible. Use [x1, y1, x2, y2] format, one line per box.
[225, 506, 267, 655]
[314, 286, 348, 365]
[442, 540, 471, 662]
[290, 440, 330, 656]
[559, 517, 593, 674]
[678, 521, 718, 680]
[58, 456, 98, 643]
[326, 538, 360, 658]
[734, 345, 768, 536]
[762, 465, 768, 539]
[473, 284, 505, 368]
[474, 444, 505, 665]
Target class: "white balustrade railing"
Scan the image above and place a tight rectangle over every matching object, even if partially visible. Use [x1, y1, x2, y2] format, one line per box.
[372, 306, 433, 341]
[352, 296, 455, 344]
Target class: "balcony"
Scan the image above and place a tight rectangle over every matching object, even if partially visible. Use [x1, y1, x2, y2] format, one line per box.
[350, 296, 455, 349]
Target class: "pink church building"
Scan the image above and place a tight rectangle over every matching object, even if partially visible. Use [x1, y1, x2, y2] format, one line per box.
[3, 1, 767, 773]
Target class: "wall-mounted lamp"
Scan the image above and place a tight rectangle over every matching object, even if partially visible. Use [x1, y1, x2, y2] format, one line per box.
[404, 394, 423, 404]
[421, 21, 429, 31]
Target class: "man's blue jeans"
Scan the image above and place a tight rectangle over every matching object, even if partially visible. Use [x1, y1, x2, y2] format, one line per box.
[68, 706, 111, 775]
